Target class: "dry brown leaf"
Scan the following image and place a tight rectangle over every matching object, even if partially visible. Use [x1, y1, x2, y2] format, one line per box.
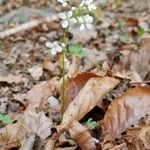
[43, 58, 60, 74]
[0, 108, 53, 149]
[69, 120, 96, 150]
[22, 108, 53, 140]
[102, 87, 150, 141]
[0, 123, 27, 149]
[28, 65, 43, 80]
[0, 74, 28, 84]
[125, 125, 150, 150]
[130, 42, 150, 79]
[26, 82, 53, 108]
[65, 72, 98, 110]
[125, 18, 139, 26]
[61, 76, 120, 129]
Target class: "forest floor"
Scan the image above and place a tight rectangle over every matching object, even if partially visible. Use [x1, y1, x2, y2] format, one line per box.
[0, 0, 150, 149]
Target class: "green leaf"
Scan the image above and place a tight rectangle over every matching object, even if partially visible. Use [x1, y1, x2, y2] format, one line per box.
[86, 118, 96, 129]
[0, 114, 14, 125]
[135, 27, 145, 36]
[119, 33, 129, 43]
[68, 43, 86, 58]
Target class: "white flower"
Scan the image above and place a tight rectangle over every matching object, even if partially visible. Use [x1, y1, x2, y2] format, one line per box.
[57, 0, 69, 7]
[80, 0, 97, 11]
[59, 11, 77, 28]
[46, 41, 62, 55]
[77, 15, 93, 30]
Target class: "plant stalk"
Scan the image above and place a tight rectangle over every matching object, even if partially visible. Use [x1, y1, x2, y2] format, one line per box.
[61, 29, 67, 121]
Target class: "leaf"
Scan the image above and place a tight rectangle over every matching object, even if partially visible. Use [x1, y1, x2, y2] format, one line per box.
[0, 123, 27, 149]
[0, 74, 28, 84]
[69, 120, 96, 150]
[65, 72, 98, 110]
[68, 43, 86, 58]
[102, 87, 150, 141]
[61, 76, 120, 129]
[22, 108, 53, 140]
[0, 114, 14, 125]
[0, 108, 53, 149]
[119, 33, 129, 43]
[86, 118, 97, 129]
[26, 82, 53, 108]
[135, 27, 145, 36]
[125, 125, 150, 150]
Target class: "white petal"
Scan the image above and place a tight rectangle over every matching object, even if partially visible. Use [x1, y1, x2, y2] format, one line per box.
[67, 11, 73, 18]
[62, 20, 69, 28]
[59, 13, 67, 20]
[70, 18, 77, 24]
[53, 41, 59, 47]
[46, 42, 53, 48]
[86, 23, 93, 29]
[80, 24, 85, 31]
[86, 0, 93, 5]
[51, 49, 57, 55]
[71, 7, 76, 10]
[85, 15, 93, 23]
[77, 17, 84, 24]
[62, 2, 67, 7]
[57, 46, 62, 52]
[88, 4, 97, 11]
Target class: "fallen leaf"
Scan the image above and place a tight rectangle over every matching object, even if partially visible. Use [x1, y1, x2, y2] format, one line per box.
[26, 82, 53, 108]
[43, 58, 61, 76]
[22, 107, 53, 140]
[125, 125, 150, 150]
[0, 123, 27, 149]
[61, 76, 120, 129]
[125, 18, 138, 26]
[130, 42, 150, 79]
[28, 65, 43, 80]
[102, 87, 150, 141]
[0, 74, 28, 84]
[65, 72, 98, 110]
[69, 120, 96, 150]
[0, 107, 53, 149]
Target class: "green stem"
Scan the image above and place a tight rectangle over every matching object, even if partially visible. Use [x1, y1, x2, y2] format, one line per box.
[61, 29, 67, 121]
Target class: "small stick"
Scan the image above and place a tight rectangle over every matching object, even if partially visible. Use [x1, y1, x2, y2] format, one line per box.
[0, 15, 58, 39]
[130, 81, 150, 84]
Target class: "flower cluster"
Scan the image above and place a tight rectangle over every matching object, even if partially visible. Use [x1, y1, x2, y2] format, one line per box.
[46, 0, 97, 55]
[57, 0, 97, 30]
[46, 41, 62, 55]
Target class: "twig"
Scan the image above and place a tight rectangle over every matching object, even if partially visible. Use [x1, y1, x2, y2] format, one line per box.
[0, 15, 58, 39]
[131, 80, 150, 84]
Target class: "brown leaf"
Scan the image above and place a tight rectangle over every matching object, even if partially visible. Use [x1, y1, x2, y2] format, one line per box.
[69, 120, 96, 150]
[22, 107, 53, 140]
[130, 42, 150, 79]
[125, 18, 139, 26]
[0, 108, 53, 149]
[0, 74, 28, 84]
[61, 76, 120, 129]
[65, 72, 98, 110]
[125, 125, 150, 150]
[26, 82, 53, 108]
[0, 123, 27, 149]
[102, 87, 150, 141]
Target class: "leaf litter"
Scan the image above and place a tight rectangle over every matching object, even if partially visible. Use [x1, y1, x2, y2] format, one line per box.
[0, 0, 150, 150]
